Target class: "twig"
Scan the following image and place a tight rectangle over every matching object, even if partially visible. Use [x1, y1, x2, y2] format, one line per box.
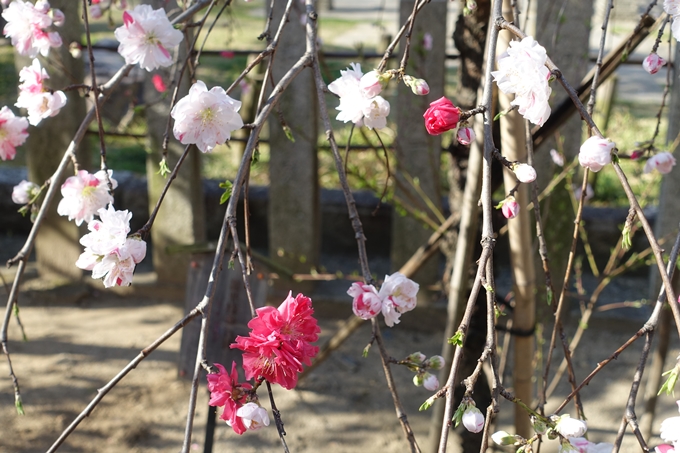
[377, 0, 428, 73]
[586, 0, 614, 118]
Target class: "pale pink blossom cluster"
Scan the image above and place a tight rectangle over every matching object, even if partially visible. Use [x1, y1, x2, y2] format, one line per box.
[579, 136, 615, 172]
[114, 4, 183, 71]
[75, 205, 146, 288]
[492, 36, 552, 126]
[328, 63, 391, 130]
[2, 0, 63, 58]
[170, 80, 244, 153]
[0, 106, 29, 161]
[664, 1, 680, 41]
[15, 58, 67, 126]
[11, 180, 38, 204]
[57, 170, 118, 226]
[347, 272, 419, 327]
[644, 152, 676, 174]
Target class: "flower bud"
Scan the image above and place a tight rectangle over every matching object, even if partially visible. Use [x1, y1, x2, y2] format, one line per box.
[643, 53, 666, 75]
[12, 180, 39, 205]
[428, 355, 445, 370]
[644, 152, 676, 174]
[423, 97, 460, 135]
[491, 431, 517, 446]
[403, 75, 430, 96]
[34, 0, 50, 13]
[513, 163, 537, 183]
[90, 4, 103, 19]
[236, 402, 270, 431]
[550, 149, 564, 167]
[408, 352, 426, 363]
[531, 416, 547, 435]
[578, 136, 614, 172]
[413, 374, 424, 387]
[500, 196, 519, 220]
[630, 150, 644, 160]
[51, 9, 65, 27]
[554, 414, 587, 438]
[462, 406, 485, 433]
[423, 372, 439, 391]
[457, 126, 475, 145]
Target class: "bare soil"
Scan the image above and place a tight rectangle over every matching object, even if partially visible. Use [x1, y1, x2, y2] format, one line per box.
[0, 274, 679, 453]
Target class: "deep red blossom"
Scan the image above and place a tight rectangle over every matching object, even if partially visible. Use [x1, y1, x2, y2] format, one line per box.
[206, 362, 252, 434]
[423, 97, 460, 135]
[231, 292, 320, 390]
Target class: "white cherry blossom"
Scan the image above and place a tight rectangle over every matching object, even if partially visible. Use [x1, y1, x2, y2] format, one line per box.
[57, 170, 118, 226]
[2, 0, 62, 58]
[171, 80, 244, 153]
[378, 272, 419, 314]
[114, 4, 183, 71]
[235, 403, 270, 431]
[328, 63, 391, 129]
[644, 152, 676, 174]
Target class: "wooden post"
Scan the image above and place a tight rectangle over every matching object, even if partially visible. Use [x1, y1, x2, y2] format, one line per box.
[144, 0, 206, 287]
[267, 1, 320, 285]
[19, 0, 87, 281]
[392, 0, 447, 305]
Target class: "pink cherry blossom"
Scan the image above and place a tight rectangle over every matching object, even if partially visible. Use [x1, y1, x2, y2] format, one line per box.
[328, 63, 391, 129]
[643, 53, 667, 74]
[513, 163, 537, 183]
[492, 36, 552, 126]
[379, 272, 419, 314]
[12, 180, 38, 204]
[359, 70, 383, 97]
[171, 80, 244, 153]
[206, 362, 252, 435]
[550, 148, 565, 166]
[501, 196, 519, 220]
[462, 407, 485, 433]
[114, 4, 183, 71]
[57, 170, 118, 226]
[457, 126, 475, 146]
[644, 152, 676, 174]
[231, 292, 320, 390]
[50, 8, 64, 27]
[76, 205, 146, 288]
[151, 74, 167, 93]
[0, 106, 29, 161]
[2, 0, 62, 58]
[655, 445, 675, 453]
[660, 400, 680, 451]
[235, 403, 270, 431]
[381, 298, 401, 327]
[15, 59, 67, 126]
[665, 0, 680, 16]
[424, 97, 461, 135]
[578, 136, 614, 172]
[347, 282, 382, 320]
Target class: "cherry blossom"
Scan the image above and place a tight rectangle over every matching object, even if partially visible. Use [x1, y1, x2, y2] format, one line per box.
[2, 0, 62, 58]
[381, 298, 402, 327]
[114, 4, 183, 71]
[378, 272, 419, 314]
[665, 1, 680, 40]
[15, 59, 67, 126]
[231, 292, 320, 390]
[57, 170, 118, 226]
[347, 282, 382, 320]
[206, 362, 253, 435]
[423, 97, 460, 135]
[644, 152, 676, 174]
[359, 70, 384, 97]
[579, 136, 614, 172]
[328, 63, 391, 130]
[462, 406, 485, 433]
[562, 438, 615, 453]
[513, 163, 537, 183]
[501, 196, 519, 220]
[422, 372, 439, 391]
[170, 80, 244, 153]
[643, 53, 667, 74]
[550, 148, 565, 166]
[660, 400, 680, 451]
[0, 106, 29, 161]
[76, 205, 146, 288]
[236, 402, 270, 431]
[12, 180, 38, 204]
[554, 414, 588, 438]
[151, 74, 167, 93]
[457, 126, 475, 146]
[492, 36, 552, 126]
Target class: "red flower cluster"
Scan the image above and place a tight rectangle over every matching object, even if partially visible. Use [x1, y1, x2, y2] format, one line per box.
[206, 362, 253, 434]
[231, 292, 320, 390]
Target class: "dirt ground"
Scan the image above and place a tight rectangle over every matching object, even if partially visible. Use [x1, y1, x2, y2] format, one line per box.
[1, 272, 679, 453]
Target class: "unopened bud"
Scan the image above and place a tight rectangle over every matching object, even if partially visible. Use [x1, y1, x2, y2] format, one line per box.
[428, 355, 445, 370]
[403, 75, 430, 96]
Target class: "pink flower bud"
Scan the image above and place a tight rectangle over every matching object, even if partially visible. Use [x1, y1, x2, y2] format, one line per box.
[550, 148, 564, 166]
[643, 53, 666, 75]
[578, 136, 614, 172]
[630, 150, 644, 160]
[423, 97, 460, 135]
[34, 0, 50, 14]
[90, 5, 103, 19]
[403, 75, 430, 96]
[554, 414, 587, 438]
[152, 74, 167, 93]
[457, 126, 475, 145]
[462, 407, 485, 433]
[12, 180, 39, 205]
[513, 163, 537, 183]
[644, 152, 676, 174]
[423, 32, 433, 51]
[423, 372, 439, 391]
[51, 9, 65, 27]
[501, 196, 519, 220]
[347, 282, 382, 320]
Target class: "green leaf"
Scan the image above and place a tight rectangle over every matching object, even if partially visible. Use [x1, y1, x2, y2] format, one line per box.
[362, 343, 371, 358]
[157, 158, 171, 177]
[219, 180, 233, 205]
[621, 225, 632, 251]
[420, 396, 436, 412]
[252, 148, 260, 166]
[228, 259, 235, 270]
[546, 287, 553, 306]
[283, 125, 295, 143]
[658, 365, 680, 396]
[448, 331, 464, 347]
[452, 402, 467, 428]
[15, 396, 24, 415]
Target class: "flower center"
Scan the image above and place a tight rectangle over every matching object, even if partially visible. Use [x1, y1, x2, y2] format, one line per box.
[199, 107, 215, 125]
